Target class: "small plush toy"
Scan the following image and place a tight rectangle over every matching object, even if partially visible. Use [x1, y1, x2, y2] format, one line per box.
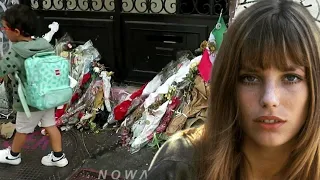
[43, 22, 59, 42]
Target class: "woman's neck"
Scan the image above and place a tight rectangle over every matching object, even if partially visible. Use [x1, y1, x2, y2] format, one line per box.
[242, 136, 294, 180]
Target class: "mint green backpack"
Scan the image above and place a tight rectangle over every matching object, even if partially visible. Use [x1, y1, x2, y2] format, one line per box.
[15, 51, 73, 118]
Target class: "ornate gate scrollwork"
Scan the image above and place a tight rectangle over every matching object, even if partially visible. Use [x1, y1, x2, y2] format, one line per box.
[122, 0, 177, 14]
[179, 0, 227, 15]
[31, 0, 116, 12]
[30, 0, 228, 16]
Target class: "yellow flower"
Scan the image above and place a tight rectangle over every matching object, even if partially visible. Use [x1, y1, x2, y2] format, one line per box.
[200, 40, 208, 51]
[60, 51, 69, 58]
[107, 71, 114, 76]
[190, 61, 199, 69]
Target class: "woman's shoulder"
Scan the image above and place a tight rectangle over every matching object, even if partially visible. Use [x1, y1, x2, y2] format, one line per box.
[147, 134, 197, 180]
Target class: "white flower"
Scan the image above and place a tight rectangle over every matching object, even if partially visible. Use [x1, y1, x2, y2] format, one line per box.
[93, 67, 100, 73]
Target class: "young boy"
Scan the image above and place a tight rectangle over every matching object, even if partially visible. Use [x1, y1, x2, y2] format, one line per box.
[0, 4, 68, 167]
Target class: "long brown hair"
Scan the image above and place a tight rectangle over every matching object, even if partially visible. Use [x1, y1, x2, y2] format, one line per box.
[186, 0, 320, 179]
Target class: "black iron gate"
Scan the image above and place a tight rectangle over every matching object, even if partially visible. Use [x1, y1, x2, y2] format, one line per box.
[20, 0, 229, 84]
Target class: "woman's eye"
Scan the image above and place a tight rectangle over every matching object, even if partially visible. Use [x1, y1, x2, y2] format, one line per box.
[284, 74, 301, 83]
[245, 76, 257, 82]
[240, 75, 259, 85]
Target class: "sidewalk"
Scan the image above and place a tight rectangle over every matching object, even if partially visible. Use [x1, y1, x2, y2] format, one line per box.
[69, 145, 156, 180]
[0, 126, 156, 180]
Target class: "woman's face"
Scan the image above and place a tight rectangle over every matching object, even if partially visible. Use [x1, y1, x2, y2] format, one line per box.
[237, 61, 308, 147]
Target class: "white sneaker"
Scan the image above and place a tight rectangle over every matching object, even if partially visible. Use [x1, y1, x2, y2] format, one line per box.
[0, 147, 21, 165]
[41, 152, 68, 167]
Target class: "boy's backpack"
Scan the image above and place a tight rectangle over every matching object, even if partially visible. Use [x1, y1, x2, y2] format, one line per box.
[15, 51, 73, 118]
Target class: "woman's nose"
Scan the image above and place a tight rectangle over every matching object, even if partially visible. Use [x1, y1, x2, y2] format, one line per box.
[260, 82, 280, 108]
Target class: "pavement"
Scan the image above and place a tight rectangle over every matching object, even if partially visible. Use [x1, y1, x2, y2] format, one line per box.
[73, 144, 156, 180]
[0, 83, 157, 180]
[0, 126, 157, 180]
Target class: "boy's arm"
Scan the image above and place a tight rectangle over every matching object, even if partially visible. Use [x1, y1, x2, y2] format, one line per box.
[0, 50, 21, 77]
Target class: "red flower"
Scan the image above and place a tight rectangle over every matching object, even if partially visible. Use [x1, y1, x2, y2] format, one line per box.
[78, 112, 84, 119]
[156, 97, 181, 133]
[80, 73, 91, 87]
[113, 84, 147, 121]
[55, 104, 67, 120]
[114, 100, 131, 121]
[71, 93, 79, 104]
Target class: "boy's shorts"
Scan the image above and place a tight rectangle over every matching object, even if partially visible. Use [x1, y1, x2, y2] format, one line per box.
[15, 108, 56, 134]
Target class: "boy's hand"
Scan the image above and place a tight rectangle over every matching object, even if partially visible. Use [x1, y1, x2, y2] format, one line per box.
[0, 77, 3, 84]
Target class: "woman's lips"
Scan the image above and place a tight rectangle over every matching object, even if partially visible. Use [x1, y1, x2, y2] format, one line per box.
[254, 116, 286, 130]
[254, 115, 286, 122]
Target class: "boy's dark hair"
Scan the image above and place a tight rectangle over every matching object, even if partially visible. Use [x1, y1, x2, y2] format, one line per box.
[1, 4, 37, 37]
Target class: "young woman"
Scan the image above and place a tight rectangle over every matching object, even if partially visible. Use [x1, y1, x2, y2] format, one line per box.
[147, 0, 320, 179]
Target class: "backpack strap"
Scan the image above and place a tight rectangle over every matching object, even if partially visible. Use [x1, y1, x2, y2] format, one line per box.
[14, 72, 31, 118]
[32, 51, 55, 58]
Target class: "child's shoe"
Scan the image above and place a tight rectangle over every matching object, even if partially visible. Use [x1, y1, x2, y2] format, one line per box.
[0, 147, 21, 165]
[41, 152, 68, 167]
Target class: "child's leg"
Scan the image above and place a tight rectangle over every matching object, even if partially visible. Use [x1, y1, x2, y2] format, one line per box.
[11, 132, 27, 153]
[0, 111, 41, 165]
[44, 125, 62, 152]
[40, 108, 68, 167]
